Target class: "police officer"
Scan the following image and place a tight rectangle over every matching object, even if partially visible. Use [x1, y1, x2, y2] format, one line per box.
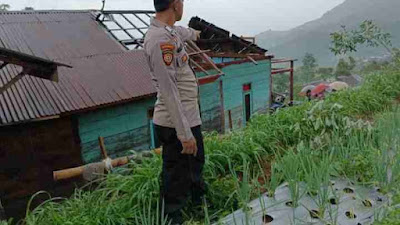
[144, 0, 204, 224]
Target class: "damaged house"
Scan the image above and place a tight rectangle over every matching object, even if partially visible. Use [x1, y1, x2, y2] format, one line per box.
[0, 10, 294, 220]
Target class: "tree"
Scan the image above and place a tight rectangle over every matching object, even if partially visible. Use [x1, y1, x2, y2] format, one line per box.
[301, 53, 318, 83]
[303, 53, 317, 69]
[330, 20, 393, 56]
[0, 4, 10, 11]
[335, 57, 356, 77]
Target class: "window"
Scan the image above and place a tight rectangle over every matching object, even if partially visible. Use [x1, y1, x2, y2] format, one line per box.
[243, 83, 252, 92]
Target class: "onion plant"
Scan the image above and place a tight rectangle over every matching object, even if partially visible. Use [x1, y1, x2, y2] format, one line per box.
[371, 108, 400, 193]
[299, 149, 333, 219]
[266, 163, 283, 198]
[134, 199, 170, 225]
[276, 149, 303, 209]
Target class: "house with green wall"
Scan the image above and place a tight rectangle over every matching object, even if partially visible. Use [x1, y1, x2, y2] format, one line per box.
[78, 56, 272, 163]
[0, 10, 277, 219]
[76, 14, 274, 163]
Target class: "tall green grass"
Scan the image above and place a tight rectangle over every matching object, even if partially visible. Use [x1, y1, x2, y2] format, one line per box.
[17, 68, 400, 224]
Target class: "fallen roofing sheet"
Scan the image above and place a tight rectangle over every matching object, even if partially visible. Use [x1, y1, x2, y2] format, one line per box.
[0, 46, 72, 94]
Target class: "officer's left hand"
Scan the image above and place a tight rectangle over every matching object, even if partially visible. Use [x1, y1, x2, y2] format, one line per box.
[181, 137, 198, 156]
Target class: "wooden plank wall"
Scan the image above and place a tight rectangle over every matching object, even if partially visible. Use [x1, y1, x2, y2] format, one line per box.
[0, 117, 83, 221]
[77, 59, 271, 164]
[199, 79, 223, 133]
[221, 60, 271, 131]
[78, 98, 157, 163]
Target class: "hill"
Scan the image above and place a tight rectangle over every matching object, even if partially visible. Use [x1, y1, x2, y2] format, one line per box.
[256, 0, 400, 66]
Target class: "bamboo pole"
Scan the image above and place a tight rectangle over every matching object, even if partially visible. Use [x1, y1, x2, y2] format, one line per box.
[98, 136, 108, 159]
[53, 148, 162, 181]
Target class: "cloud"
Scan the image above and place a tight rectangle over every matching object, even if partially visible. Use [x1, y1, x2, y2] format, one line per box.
[7, 0, 345, 35]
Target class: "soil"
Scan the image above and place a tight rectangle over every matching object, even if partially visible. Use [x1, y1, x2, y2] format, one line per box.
[256, 158, 272, 193]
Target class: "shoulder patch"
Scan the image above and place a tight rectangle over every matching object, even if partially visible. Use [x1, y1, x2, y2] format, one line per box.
[160, 43, 175, 66]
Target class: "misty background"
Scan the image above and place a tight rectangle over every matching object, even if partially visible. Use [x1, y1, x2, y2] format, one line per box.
[6, 0, 345, 36]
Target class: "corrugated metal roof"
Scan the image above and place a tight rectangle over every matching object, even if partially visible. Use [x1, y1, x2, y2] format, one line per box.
[0, 11, 155, 125]
[189, 17, 268, 55]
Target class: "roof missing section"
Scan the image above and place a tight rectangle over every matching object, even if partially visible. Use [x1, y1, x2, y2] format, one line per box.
[96, 10, 224, 78]
[189, 17, 267, 55]
[96, 10, 155, 50]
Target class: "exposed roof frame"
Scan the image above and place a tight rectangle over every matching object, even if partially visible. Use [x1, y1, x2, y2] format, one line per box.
[95, 10, 224, 79]
[96, 10, 155, 50]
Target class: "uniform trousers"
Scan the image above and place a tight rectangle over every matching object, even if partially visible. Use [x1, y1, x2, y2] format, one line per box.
[154, 125, 205, 224]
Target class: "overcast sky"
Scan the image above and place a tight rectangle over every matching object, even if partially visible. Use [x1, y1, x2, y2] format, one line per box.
[7, 0, 345, 35]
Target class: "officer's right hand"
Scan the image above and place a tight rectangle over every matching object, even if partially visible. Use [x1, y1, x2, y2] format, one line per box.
[180, 138, 198, 156]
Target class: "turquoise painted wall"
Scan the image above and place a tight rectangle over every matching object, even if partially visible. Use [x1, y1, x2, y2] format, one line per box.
[198, 77, 222, 132]
[78, 97, 156, 163]
[77, 60, 271, 163]
[212, 57, 237, 64]
[221, 59, 271, 131]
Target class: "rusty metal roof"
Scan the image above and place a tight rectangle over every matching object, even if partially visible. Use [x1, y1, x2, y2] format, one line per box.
[189, 17, 268, 55]
[0, 50, 154, 125]
[0, 11, 154, 125]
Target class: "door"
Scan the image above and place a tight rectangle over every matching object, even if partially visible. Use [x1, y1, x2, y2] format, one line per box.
[244, 93, 251, 123]
[242, 83, 253, 126]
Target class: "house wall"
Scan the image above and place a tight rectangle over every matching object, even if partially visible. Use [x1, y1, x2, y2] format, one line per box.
[221, 59, 271, 131]
[0, 117, 83, 220]
[211, 57, 237, 64]
[78, 98, 156, 163]
[78, 60, 271, 163]
[77, 81, 224, 163]
[198, 77, 223, 133]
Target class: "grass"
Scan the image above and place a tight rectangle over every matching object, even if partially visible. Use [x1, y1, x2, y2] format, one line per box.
[4, 65, 399, 225]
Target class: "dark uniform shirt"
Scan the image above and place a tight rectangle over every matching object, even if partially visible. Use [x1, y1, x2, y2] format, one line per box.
[144, 18, 201, 141]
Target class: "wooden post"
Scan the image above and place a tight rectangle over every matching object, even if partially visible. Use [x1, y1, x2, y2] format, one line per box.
[98, 136, 108, 159]
[219, 80, 225, 133]
[289, 60, 294, 104]
[269, 64, 274, 108]
[228, 110, 233, 131]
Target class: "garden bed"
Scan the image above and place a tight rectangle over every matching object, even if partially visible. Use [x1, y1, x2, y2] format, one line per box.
[219, 179, 389, 225]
